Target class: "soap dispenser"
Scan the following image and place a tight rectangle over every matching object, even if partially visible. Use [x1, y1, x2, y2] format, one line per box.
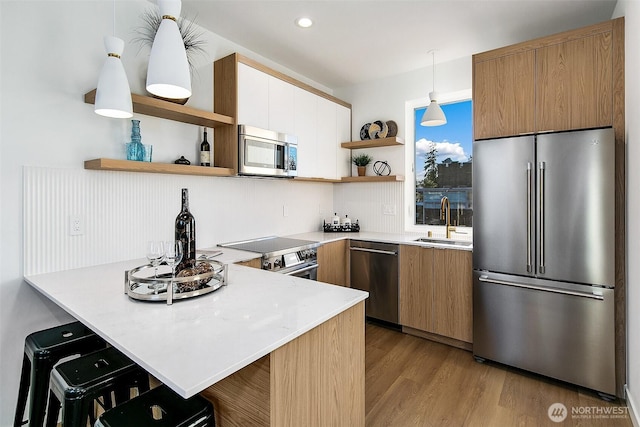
[332, 213, 340, 227]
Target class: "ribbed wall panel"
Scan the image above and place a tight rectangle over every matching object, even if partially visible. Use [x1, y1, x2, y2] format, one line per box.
[23, 167, 334, 275]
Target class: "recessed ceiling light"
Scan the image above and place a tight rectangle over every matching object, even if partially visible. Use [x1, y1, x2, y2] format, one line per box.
[296, 17, 313, 28]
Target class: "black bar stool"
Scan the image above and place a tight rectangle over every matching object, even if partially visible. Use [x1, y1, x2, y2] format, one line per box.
[44, 346, 150, 427]
[96, 384, 215, 427]
[14, 321, 106, 427]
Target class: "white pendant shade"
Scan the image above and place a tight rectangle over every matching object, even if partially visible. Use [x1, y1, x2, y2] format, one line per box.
[421, 91, 447, 126]
[146, 0, 192, 99]
[95, 36, 133, 118]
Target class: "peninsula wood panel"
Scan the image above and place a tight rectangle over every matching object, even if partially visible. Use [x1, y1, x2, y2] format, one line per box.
[271, 302, 365, 426]
[317, 239, 349, 286]
[473, 50, 535, 140]
[536, 31, 613, 132]
[200, 302, 365, 426]
[399, 245, 433, 331]
[432, 249, 473, 343]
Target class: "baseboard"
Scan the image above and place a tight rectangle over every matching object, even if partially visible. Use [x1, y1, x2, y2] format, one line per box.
[627, 384, 639, 427]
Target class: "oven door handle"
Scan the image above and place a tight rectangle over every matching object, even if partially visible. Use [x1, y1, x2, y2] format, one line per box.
[283, 264, 318, 276]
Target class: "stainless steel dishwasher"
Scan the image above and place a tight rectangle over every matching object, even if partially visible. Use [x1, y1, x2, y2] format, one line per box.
[349, 240, 399, 324]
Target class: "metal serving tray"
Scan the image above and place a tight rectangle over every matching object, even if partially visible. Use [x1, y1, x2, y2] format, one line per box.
[125, 259, 228, 305]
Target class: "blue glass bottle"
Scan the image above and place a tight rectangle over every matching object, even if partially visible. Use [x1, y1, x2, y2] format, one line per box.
[126, 119, 146, 161]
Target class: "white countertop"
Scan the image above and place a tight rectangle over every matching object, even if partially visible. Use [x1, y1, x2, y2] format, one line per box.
[24, 258, 367, 398]
[287, 230, 473, 251]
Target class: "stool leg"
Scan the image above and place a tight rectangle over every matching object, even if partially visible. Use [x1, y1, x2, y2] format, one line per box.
[62, 394, 92, 427]
[44, 391, 60, 427]
[13, 354, 30, 426]
[30, 354, 55, 427]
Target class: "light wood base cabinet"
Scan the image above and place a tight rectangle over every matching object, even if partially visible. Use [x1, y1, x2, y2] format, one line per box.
[200, 302, 365, 426]
[317, 239, 349, 286]
[399, 245, 472, 344]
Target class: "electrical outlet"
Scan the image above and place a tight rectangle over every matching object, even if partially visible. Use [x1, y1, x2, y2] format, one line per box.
[382, 204, 396, 215]
[69, 215, 84, 236]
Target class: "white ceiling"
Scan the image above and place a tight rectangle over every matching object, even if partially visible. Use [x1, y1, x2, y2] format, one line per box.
[182, 0, 618, 89]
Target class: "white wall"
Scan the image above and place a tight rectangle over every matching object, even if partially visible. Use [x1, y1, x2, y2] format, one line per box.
[613, 2, 639, 425]
[0, 2, 334, 424]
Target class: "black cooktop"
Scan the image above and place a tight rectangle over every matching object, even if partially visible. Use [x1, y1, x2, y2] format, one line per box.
[218, 236, 319, 257]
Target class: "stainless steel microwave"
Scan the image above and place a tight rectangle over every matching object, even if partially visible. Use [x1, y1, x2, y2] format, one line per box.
[238, 125, 297, 177]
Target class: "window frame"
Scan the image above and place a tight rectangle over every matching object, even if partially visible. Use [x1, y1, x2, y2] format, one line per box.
[403, 89, 472, 234]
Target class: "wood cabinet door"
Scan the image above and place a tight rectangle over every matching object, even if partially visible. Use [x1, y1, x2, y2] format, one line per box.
[536, 32, 613, 132]
[433, 249, 473, 343]
[399, 245, 434, 331]
[473, 50, 535, 140]
[317, 240, 349, 286]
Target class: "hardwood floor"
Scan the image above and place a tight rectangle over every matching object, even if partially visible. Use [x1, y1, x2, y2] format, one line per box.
[365, 322, 632, 427]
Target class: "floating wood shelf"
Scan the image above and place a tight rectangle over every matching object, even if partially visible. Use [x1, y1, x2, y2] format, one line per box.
[293, 177, 342, 183]
[340, 175, 405, 183]
[341, 137, 404, 149]
[84, 89, 234, 128]
[84, 158, 235, 177]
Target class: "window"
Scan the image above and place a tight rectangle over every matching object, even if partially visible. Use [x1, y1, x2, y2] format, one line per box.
[414, 100, 473, 227]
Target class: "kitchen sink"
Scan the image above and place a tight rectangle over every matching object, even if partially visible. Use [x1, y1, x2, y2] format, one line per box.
[414, 237, 473, 247]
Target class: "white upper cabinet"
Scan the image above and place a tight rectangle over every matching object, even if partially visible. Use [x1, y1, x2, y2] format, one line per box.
[295, 88, 318, 178]
[336, 104, 351, 178]
[268, 77, 295, 135]
[234, 59, 350, 180]
[237, 63, 269, 129]
[316, 98, 338, 180]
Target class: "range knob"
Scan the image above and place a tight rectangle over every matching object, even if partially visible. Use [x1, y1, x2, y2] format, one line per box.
[262, 261, 272, 270]
[274, 258, 282, 268]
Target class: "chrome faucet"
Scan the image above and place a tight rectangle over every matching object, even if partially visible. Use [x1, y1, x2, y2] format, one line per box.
[440, 196, 456, 239]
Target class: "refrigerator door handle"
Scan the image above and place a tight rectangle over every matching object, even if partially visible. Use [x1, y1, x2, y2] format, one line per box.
[527, 163, 532, 272]
[539, 161, 546, 274]
[478, 276, 604, 300]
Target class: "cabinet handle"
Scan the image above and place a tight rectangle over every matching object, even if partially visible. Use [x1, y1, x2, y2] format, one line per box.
[349, 247, 398, 256]
[478, 276, 603, 300]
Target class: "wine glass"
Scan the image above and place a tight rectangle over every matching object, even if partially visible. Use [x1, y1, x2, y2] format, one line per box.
[164, 241, 183, 305]
[146, 241, 165, 291]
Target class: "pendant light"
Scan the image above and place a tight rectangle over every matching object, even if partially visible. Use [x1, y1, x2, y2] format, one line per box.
[94, 1, 133, 118]
[146, 0, 192, 99]
[421, 50, 447, 127]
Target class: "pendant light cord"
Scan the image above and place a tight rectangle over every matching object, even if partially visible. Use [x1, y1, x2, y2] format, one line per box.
[432, 50, 436, 92]
[112, 0, 115, 36]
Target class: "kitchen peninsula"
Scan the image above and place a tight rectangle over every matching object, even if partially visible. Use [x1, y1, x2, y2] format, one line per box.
[24, 256, 368, 426]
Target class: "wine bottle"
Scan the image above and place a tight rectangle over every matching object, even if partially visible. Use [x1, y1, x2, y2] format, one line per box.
[200, 128, 211, 167]
[175, 188, 196, 273]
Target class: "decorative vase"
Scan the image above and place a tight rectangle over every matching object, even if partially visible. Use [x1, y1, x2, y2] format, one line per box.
[126, 119, 146, 161]
[357, 166, 366, 176]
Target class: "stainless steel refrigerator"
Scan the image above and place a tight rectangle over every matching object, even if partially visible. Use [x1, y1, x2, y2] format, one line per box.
[472, 127, 616, 397]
